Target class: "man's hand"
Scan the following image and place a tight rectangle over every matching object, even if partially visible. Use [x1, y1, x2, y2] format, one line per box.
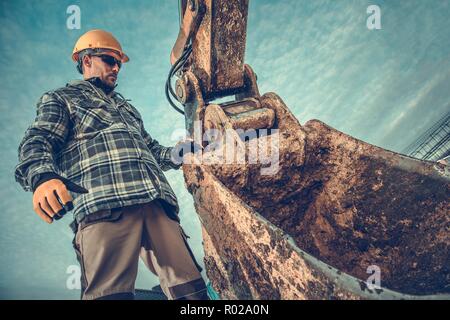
[171, 138, 204, 165]
[32, 178, 88, 224]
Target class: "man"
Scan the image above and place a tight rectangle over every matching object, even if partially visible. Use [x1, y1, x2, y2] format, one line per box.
[14, 29, 207, 300]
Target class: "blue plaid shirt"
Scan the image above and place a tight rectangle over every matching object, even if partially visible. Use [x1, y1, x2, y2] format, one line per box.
[14, 79, 181, 223]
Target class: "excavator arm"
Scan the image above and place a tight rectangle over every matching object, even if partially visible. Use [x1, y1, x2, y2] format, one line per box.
[167, 0, 450, 299]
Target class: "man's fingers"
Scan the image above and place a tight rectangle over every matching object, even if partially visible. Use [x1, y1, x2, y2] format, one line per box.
[32, 196, 52, 224]
[35, 203, 53, 224]
[47, 191, 63, 215]
[54, 187, 75, 217]
[40, 197, 55, 218]
[52, 190, 67, 220]
[55, 186, 73, 204]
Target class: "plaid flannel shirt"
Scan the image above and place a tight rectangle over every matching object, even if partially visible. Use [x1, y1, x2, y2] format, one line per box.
[14, 79, 182, 223]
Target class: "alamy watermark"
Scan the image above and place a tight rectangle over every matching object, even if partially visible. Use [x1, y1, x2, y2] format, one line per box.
[367, 5, 382, 30]
[66, 265, 81, 290]
[170, 121, 280, 176]
[366, 265, 382, 290]
[66, 263, 383, 292]
[66, 5, 81, 30]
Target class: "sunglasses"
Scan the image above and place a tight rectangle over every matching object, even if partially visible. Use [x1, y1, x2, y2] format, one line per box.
[92, 54, 122, 69]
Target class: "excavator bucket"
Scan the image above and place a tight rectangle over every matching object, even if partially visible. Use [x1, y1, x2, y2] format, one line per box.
[169, 0, 450, 299]
[182, 93, 450, 299]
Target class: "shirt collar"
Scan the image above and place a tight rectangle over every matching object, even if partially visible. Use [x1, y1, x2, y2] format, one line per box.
[67, 77, 118, 100]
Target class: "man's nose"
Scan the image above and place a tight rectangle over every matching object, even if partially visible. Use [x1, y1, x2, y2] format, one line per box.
[112, 63, 120, 73]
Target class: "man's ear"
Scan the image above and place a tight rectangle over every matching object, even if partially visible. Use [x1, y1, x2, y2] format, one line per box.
[82, 55, 91, 70]
[80, 55, 93, 76]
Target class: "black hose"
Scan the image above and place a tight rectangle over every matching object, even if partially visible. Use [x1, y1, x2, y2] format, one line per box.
[165, 44, 193, 115]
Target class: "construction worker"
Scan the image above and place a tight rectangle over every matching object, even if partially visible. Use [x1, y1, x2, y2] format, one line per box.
[14, 29, 208, 300]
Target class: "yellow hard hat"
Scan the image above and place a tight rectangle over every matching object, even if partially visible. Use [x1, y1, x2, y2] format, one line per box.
[72, 29, 129, 63]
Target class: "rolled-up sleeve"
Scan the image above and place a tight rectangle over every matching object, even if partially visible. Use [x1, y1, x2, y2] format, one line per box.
[14, 92, 70, 191]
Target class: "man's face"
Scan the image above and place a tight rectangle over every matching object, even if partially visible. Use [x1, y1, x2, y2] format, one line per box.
[83, 51, 121, 88]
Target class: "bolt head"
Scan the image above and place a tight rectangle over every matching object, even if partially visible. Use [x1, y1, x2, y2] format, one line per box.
[175, 79, 191, 104]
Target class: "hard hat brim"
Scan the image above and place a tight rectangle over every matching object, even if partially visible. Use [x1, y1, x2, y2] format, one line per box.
[72, 48, 129, 63]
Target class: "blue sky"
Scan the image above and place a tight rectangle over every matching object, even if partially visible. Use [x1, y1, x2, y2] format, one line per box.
[0, 0, 449, 299]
